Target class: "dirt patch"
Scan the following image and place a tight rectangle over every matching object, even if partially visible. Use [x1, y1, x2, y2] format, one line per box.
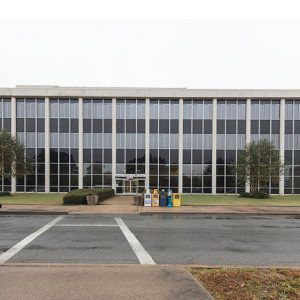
[190, 268, 300, 300]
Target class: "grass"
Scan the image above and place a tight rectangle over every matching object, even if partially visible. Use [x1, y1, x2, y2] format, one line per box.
[182, 194, 300, 206]
[0, 193, 63, 205]
[190, 267, 300, 300]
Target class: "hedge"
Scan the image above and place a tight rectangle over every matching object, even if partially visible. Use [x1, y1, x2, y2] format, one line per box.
[0, 192, 10, 197]
[63, 188, 114, 205]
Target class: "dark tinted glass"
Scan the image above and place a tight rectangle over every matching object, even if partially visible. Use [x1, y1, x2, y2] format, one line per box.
[37, 119, 45, 132]
[192, 150, 202, 164]
[50, 149, 58, 162]
[150, 120, 158, 133]
[26, 118, 35, 132]
[117, 149, 125, 163]
[26, 148, 35, 161]
[271, 120, 279, 134]
[251, 120, 259, 134]
[70, 119, 78, 133]
[170, 119, 179, 133]
[3, 119, 11, 131]
[285, 120, 293, 134]
[137, 149, 145, 163]
[294, 150, 300, 165]
[37, 148, 45, 162]
[183, 119, 191, 133]
[217, 120, 225, 134]
[226, 150, 236, 164]
[237, 120, 246, 134]
[60, 148, 69, 163]
[104, 119, 112, 133]
[116, 119, 125, 133]
[93, 149, 102, 163]
[83, 119, 91, 133]
[17, 118, 24, 132]
[150, 149, 158, 163]
[126, 119, 136, 133]
[170, 149, 178, 164]
[70, 149, 79, 163]
[60, 119, 69, 133]
[104, 149, 112, 163]
[193, 120, 202, 134]
[50, 119, 58, 132]
[295, 120, 300, 134]
[204, 150, 212, 164]
[159, 149, 169, 163]
[260, 120, 270, 134]
[226, 120, 236, 134]
[137, 120, 145, 133]
[183, 150, 191, 164]
[217, 150, 225, 164]
[204, 120, 212, 134]
[159, 119, 169, 133]
[126, 149, 136, 163]
[83, 149, 91, 163]
[93, 119, 102, 133]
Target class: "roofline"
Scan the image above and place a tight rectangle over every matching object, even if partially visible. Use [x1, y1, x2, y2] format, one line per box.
[1, 86, 300, 98]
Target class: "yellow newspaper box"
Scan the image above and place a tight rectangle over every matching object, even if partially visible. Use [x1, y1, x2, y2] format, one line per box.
[172, 193, 181, 207]
[152, 189, 160, 206]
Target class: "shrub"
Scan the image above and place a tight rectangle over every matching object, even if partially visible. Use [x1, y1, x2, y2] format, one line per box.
[252, 191, 270, 199]
[239, 192, 252, 198]
[0, 192, 10, 197]
[63, 188, 114, 205]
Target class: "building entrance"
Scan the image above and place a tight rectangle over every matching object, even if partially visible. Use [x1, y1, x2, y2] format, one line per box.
[115, 177, 145, 194]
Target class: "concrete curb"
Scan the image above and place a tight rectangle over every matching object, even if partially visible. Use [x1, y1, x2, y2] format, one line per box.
[0, 211, 69, 215]
[139, 211, 300, 216]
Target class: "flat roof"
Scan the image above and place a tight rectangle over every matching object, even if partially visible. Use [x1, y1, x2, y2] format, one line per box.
[0, 85, 300, 98]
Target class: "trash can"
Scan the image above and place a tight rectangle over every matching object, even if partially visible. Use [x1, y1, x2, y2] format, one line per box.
[172, 193, 181, 207]
[159, 189, 167, 206]
[152, 189, 160, 207]
[144, 190, 152, 207]
[167, 189, 173, 208]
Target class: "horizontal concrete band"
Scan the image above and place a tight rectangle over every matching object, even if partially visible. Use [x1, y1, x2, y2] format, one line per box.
[1, 86, 300, 98]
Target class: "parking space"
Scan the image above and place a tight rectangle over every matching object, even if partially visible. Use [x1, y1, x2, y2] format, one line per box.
[0, 214, 299, 266]
[0, 215, 54, 256]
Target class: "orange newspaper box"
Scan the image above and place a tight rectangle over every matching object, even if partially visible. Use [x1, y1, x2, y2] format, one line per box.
[172, 193, 181, 207]
[152, 189, 160, 206]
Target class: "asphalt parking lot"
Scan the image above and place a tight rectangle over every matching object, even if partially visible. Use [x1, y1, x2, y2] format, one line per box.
[0, 214, 299, 266]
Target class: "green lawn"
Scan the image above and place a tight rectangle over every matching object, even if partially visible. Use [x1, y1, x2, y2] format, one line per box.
[182, 194, 300, 206]
[0, 193, 63, 205]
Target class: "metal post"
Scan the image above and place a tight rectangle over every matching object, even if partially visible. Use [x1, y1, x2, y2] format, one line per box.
[78, 97, 83, 189]
[45, 97, 50, 192]
[279, 98, 285, 195]
[212, 98, 217, 195]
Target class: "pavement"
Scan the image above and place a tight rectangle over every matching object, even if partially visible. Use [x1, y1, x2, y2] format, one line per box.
[1, 214, 299, 266]
[1, 203, 300, 215]
[0, 265, 213, 300]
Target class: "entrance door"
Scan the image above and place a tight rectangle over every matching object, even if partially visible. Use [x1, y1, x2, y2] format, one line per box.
[115, 179, 145, 194]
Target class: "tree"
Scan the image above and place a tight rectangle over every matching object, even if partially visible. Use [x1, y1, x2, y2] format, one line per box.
[236, 139, 284, 194]
[0, 129, 32, 177]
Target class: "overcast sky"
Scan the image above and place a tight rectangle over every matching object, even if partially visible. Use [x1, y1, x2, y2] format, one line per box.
[1, 0, 300, 89]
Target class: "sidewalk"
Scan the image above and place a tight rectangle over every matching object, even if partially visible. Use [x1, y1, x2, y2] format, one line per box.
[1, 203, 300, 215]
[0, 265, 213, 300]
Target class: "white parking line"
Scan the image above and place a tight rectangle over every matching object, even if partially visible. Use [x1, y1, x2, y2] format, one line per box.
[55, 224, 118, 227]
[0, 216, 64, 264]
[115, 217, 156, 265]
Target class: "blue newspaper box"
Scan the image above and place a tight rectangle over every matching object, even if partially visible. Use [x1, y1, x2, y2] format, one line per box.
[159, 190, 167, 206]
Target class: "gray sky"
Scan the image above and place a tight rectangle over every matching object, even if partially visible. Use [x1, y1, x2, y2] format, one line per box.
[1, 10, 300, 89]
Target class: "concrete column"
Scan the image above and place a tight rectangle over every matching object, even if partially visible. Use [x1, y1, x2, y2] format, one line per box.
[45, 97, 50, 193]
[11, 97, 16, 193]
[178, 98, 183, 193]
[145, 98, 150, 190]
[78, 98, 83, 189]
[212, 98, 217, 195]
[112, 98, 116, 192]
[279, 98, 285, 195]
[245, 98, 251, 193]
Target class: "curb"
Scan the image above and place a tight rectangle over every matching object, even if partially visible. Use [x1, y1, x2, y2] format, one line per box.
[139, 211, 300, 216]
[0, 211, 69, 215]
